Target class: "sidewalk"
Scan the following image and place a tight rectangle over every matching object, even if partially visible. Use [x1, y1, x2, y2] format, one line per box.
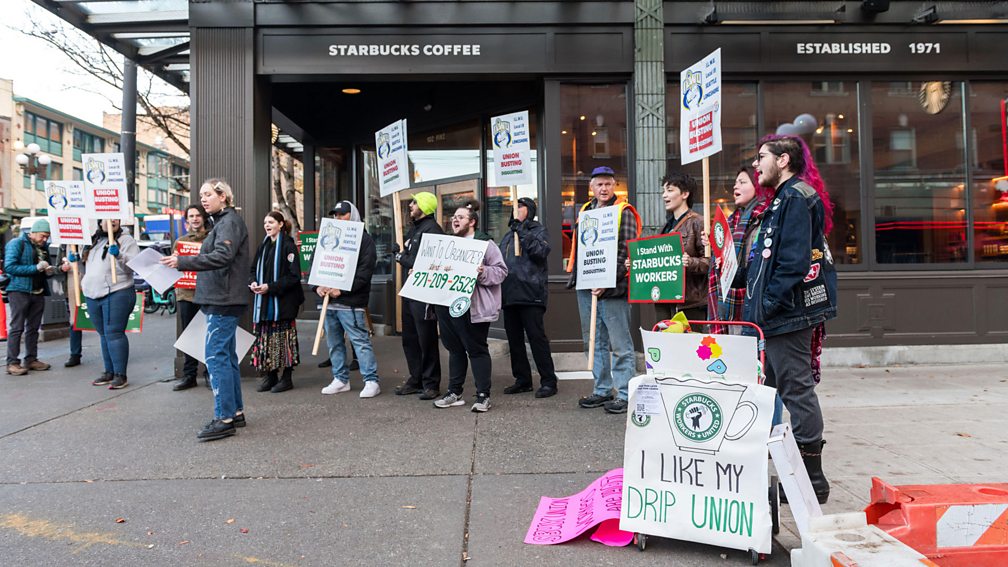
[0, 315, 1005, 566]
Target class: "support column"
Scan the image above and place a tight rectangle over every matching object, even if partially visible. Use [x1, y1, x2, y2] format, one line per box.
[121, 59, 137, 203]
[303, 141, 316, 231]
[634, 0, 667, 234]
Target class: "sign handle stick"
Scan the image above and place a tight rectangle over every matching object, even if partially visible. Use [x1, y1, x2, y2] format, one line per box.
[312, 294, 329, 356]
[587, 294, 598, 371]
[393, 192, 405, 334]
[70, 244, 81, 310]
[106, 219, 118, 283]
[512, 186, 521, 256]
[702, 157, 712, 258]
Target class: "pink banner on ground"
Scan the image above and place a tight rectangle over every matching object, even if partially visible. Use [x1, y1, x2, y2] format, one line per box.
[524, 468, 633, 546]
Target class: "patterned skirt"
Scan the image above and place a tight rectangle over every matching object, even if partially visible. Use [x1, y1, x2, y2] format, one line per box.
[251, 320, 300, 373]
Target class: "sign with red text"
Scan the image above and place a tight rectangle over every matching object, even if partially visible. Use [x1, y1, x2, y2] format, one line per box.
[49, 216, 91, 246]
[375, 119, 410, 196]
[524, 469, 632, 546]
[307, 218, 363, 291]
[709, 206, 738, 300]
[680, 48, 722, 165]
[575, 206, 619, 290]
[81, 152, 131, 219]
[491, 110, 532, 185]
[174, 240, 202, 290]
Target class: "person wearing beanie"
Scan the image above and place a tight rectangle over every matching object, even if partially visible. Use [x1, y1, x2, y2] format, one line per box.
[392, 191, 443, 399]
[4, 219, 57, 375]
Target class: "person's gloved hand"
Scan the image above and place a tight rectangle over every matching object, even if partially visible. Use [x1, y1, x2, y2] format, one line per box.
[508, 217, 522, 231]
[36, 260, 50, 272]
[67, 252, 80, 262]
[391, 243, 401, 255]
[108, 244, 120, 257]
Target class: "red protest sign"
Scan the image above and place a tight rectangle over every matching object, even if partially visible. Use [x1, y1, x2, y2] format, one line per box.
[174, 240, 201, 290]
[708, 206, 738, 300]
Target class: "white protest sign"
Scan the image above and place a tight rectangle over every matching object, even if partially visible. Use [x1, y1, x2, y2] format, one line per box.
[375, 119, 410, 196]
[640, 329, 759, 384]
[575, 206, 619, 290]
[174, 310, 255, 364]
[81, 152, 131, 219]
[306, 218, 364, 291]
[621, 374, 775, 554]
[680, 48, 722, 165]
[398, 233, 487, 313]
[44, 180, 89, 217]
[491, 110, 532, 185]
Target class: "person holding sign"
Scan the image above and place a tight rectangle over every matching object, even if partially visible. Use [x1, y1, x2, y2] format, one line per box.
[161, 179, 251, 442]
[80, 219, 139, 389]
[172, 205, 211, 391]
[392, 191, 444, 400]
[4, 220, 57, 376]
[565, 166, 642, 415]
[655, 172, 709, 324]
[58, 246, 84, 368]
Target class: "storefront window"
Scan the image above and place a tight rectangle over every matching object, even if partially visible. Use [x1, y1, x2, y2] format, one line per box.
[484, 110, 539, 243]
[873, 81, 966, 264]
[763, 82, 862, 264]
[560, 84, 629, 268]
[969, 82, 1008, 263]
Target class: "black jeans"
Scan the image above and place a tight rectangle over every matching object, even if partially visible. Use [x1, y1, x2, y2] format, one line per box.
[436, 306, 491, 397]
[7, 291, 45, 365]
[178, 300, 203, 379]
[502, 305, 557, 389]
[764, 326, 823, 444]
[401, 297, 441, 391]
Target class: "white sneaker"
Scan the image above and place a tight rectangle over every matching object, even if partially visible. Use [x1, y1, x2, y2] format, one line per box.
[433, 392, 465, 408]
[321, 379, 351, 395]
[359, 382, 381, 398]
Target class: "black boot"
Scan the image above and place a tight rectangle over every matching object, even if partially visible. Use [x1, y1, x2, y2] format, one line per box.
[271, 367, 293, 393]
[258, 370, 279, 392]
[173, 376, 198, 391]
[799, 440, 830, 504]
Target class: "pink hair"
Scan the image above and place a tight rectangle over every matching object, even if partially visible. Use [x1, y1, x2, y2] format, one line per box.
[758, 134, 835, 233]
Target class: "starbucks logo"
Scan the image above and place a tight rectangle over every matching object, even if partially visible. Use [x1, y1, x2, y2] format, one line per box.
[673, 393, 723, 443]
[449, 296, 471, 318]
[650, 286, 661, 302]
[631, 411, 651, 427]
[713, 223, 726, 249]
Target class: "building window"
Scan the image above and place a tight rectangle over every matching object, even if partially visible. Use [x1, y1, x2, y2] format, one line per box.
[73, 167, 83, 181]
[22, 161, 62, 190]
[22, 112, 63, 156]
[969, 82, 1008, 263]
[73, 130, 105, 162]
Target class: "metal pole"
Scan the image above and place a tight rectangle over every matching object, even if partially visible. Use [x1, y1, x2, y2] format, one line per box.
[29, 171, 37, 217]
[121, 59, 138, 204]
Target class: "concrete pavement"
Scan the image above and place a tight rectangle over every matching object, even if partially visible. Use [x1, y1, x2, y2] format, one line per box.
[1, 314, 1006, 566]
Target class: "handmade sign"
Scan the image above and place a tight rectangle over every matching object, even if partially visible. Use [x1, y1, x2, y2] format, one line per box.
[297, 231, 319, 276]
[307, 218, 364, 291]
[491, 110, 532, 185]
[680, 48, 722, 165]
[621, 374, 775, 554]
[709, 206, 738, 301]
[628, 234, 685, 303]
[74, 292, 144, 333]
[81, 152, 131, 219]
[641, 328, 759, 383]
[375, 119, 410, 196]
[524, 469, 633, 546]
[575, 206, 619, 290]
[398, 233, 487, 313]
[174, 240, 201, 290]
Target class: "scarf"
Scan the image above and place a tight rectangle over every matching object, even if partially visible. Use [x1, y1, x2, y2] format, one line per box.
[707, 198, 770, 334]
[253, 235, 282, 324]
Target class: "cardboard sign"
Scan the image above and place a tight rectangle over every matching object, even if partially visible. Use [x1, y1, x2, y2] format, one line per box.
[174, 240, 201, 290]
[74, 292, 144, 333]
[524, 469, 633, 546]
[398, 233, 487, 312]
[575, 206, 619, 290]
[709, 206, 738, 301]
[641, 328, 760, 383]
[491, 110, 532, 185]
[81, 153, 131, 219]
[375, 119, 410, 196]
[621, 374, 775, 554]
[680, 48, 723, 165]
[296, 231, 319, 276]
[628, 234, 685, 303]
[306, 218, 363, 291]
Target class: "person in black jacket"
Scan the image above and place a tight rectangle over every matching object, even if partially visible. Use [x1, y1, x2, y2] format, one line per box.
[249, 211, 305, 393]
[392, 191, 443, 400]
[498, 197, 558, 398]
[317, 201, 381, 398]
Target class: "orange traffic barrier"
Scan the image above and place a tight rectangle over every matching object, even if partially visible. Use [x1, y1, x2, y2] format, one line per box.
[865, 477, 1008, 566]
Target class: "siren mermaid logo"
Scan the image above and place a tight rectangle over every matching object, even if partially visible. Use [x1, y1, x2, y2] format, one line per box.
[681, 70, 703, 111]
[673, 393, 723, 443]
[650, 286, 661, 302]
[449, 296, 471, 318]
[85, 158, 105, 184]
[580, 216, 599, 246]
[492, 118, 512, 149]
[713, 222, 726, 249]
[318, 223, 342, 250]
[47, 183, 69, 210]
[376, 132, 392, 160]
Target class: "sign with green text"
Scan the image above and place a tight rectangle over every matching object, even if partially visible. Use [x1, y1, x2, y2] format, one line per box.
[628, 234, 685, 303]
[297, 231, 319, 276]
[73, 292, 144, 333]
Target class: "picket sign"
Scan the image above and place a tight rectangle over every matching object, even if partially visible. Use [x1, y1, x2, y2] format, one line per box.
[306, 218, 364, 355]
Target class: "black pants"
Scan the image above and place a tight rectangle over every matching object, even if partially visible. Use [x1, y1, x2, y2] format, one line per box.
[401, 297, 441, 391]
[178, 300, 203, 379]
[764, 326, 823, 444]
[6, 291, 45, 365]
[436, 306, 491, 396]
[502, 305, 557, 389]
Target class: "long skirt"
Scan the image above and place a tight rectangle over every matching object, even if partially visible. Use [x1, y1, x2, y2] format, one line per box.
[251, 320, 300, 373]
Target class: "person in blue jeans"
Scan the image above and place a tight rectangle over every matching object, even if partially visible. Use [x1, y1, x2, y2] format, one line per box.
[59, 245, 84, 367]
[316, 201, 380, 398]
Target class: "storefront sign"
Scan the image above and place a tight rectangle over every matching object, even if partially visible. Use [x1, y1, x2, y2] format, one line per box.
[621, 374, 775, 554]
[628, 234, 684, 304]
[640, 329, 759, 383]
[174, 240, 201, 290]
[329, 43, 481, 57]
[297, 230, 319, 276]
[375, 119, 410, 196]
[575, 206, 619, 290]
[74, 292, 144, 333]
[679, 48, 722, 165]
[81, 153, 131, 220]
[398, 233, 487, 312]
[709, 206, 738, 301]
[307, 218, 363, 291]
[490, 110, 532, 186]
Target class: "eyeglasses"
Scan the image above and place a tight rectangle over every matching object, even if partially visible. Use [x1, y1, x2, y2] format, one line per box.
[451, 214, 470, 221]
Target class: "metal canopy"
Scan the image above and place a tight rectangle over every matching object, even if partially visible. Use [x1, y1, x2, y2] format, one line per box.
[31, 0, 190, 92]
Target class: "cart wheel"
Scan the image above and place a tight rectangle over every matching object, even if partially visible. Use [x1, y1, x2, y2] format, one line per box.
[634, 533, 646, 552]
[769, 476, 780, 535]
[166, 290, 177, 314]
[749, 548, 759, 565]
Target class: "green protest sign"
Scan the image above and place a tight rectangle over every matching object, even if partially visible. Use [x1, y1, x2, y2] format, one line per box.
[73, 292, 145, 333]
[628, 234, 685, 303]
[297, 231, 319, 276]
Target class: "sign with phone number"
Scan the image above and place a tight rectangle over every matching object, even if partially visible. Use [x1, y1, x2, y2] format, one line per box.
[408, 270, 477, 295]
[398, 233, 488, 314]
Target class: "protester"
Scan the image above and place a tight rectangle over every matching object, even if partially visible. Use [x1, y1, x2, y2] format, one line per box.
[566, 166, 642, 414]
[172, 204, 211, 391]
[80, 219, 139, 389]
[392, 191, 443, 400]
[161, 178, 251, 442]
[746, 134, 837, 503]
[432, 200, 507, 412]
[317, 200, 380, 398]
[498, 197, 558, 398]
[249, 211, 304, 393]
[4, 219, 56, 376]
[655, 172, 709, 324]
[318, 206, 359, 373]
[58, 244, 83, 367]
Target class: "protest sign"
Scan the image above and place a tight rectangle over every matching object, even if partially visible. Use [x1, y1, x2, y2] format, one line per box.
[74, 292, 144, 333]
[640, 328, 759, 383]
[398, 233, 487, 313]
[491, 110, 532, 186]
[679, 48, 722, 165]
[621, 374, 775, 554]
[307, 218, 364, 291]
[296, 231, 319, 276]
[44, 180, 88, 217]
[524, 469, 633, 546]
[81, 153, 131, 219]
[709, 206, 738, 301]
[174, 310, 255, 364]
[48, 216, 91, 247]
[575, 206, 619, 290]
[628, 234, 685, 303]
[375, 119, 410, 197]
[174, 240, 201, 290]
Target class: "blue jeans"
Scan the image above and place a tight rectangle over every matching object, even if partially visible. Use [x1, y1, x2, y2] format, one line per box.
[205, 312, 244, 420]
[85, 289, 134, 375]
[576, 289, 635, 401]
[324, 308, 379, 384]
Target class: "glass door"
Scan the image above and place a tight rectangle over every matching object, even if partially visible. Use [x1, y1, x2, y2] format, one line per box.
[396, 177, 479, 237]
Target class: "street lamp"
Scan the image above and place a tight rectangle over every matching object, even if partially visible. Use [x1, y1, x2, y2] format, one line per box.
[14, 141, 52, 217]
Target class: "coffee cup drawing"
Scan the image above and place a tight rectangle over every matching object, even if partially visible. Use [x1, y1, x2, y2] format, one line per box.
[655, 377, 759, 455]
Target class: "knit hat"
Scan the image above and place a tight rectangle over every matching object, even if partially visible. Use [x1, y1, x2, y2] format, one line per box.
[517, 197, 537, 220]
[31, 219, 51, 233]
[413, 192, 438, 216]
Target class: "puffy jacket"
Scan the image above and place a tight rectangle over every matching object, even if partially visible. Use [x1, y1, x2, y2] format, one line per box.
[249, 233, 304, 323]
[176, 207, 251, 307]
[742, 176, 838, 337]
[660, 210, 710, 311]
[396, 215, 443, 271]
[3, 234, 50, 295]
[499, 218, 550, 308]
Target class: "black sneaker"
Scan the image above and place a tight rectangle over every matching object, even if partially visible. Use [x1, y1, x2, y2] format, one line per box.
[503, 383, 533, 395]
[197, 419, 236, 441]
[578, 393, 614, 408]
[471, 394, 491, 413]
[535, 386, 557, 399]
[394, 382, 421, 396]
[418, 389, 440, 400]
[108, 374, 128, 390]
[603, 399, 629, 414]
[92, 373, 113, 386]
[318, 359, 332, 368]
[233, 413, 246, 428]
[65, 355, 82, 368]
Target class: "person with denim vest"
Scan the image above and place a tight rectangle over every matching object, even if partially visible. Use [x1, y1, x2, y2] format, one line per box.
[4, 219, 56, 376]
